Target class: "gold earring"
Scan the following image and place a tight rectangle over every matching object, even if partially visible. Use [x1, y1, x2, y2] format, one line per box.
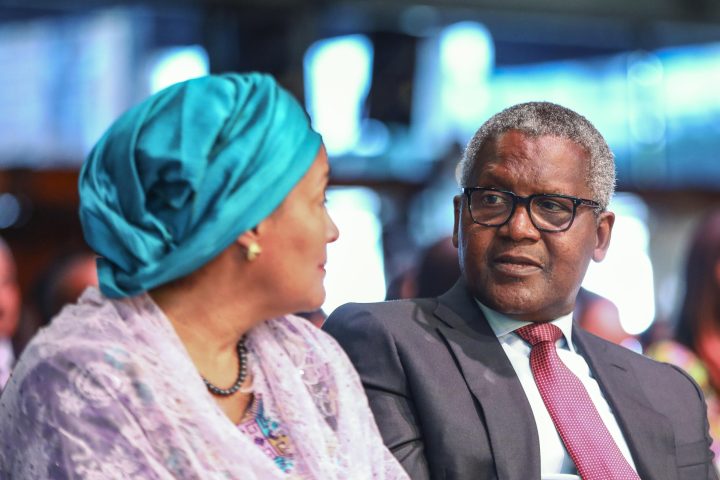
[246, 242, 262, 262]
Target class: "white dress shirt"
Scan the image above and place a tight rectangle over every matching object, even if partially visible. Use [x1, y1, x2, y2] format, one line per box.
[477, 301, 637, 480]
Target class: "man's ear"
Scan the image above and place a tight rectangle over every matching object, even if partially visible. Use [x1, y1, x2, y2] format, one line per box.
[452, 195, 462, 248]
[592, 211, 615, 262]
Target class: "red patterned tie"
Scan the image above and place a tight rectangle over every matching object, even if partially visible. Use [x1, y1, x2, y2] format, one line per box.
[515, 322, 640, 480]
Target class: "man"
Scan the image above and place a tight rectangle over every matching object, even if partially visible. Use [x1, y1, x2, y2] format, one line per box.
[324, 102, 716, 479]
[0, 237, 20, 390]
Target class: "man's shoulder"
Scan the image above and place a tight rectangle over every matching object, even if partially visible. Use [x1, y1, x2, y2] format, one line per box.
[324, 297, 439, 337]
[331, 297, 436, 316]
[579, 328, 701, 390]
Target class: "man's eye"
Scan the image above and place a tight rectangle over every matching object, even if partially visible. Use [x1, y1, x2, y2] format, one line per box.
[479, 194, 505, 206]
[537, 199, 570, 212]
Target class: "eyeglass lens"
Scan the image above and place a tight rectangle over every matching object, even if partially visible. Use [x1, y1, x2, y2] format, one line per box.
[469, 190, 575, 231]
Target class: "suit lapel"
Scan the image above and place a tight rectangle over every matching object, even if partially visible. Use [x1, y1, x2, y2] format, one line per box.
[434, 281, 540, 480]
[573, 327, 677, 480]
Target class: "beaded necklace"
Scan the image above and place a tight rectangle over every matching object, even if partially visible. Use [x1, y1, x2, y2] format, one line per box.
[203, 337, 248, 396]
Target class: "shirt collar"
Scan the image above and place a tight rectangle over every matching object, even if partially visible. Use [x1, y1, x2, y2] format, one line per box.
[475, 299, 576, 352]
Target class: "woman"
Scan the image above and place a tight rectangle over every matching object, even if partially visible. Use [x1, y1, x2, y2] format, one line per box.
[647, 209, 720, 471]
[0, 73, 408, 479]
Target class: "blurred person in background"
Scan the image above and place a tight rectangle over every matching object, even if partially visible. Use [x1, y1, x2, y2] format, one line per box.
[415, 236, 462, 298]
[385, 235, 461, 301]
[0, 73, 407, 480]
[33, 250, 99, 326]
[647, 209, 720, 471]
[0, 236, 20, 390]
[575, 287, 636, 347]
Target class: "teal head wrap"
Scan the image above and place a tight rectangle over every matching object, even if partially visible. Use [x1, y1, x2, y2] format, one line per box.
[79, 73, 321, 298]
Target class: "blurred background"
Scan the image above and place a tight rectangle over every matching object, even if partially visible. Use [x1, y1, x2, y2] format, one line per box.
[1, 0, 720, 350]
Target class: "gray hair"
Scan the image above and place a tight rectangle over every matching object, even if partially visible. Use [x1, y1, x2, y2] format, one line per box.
[457, 101, 615, 209]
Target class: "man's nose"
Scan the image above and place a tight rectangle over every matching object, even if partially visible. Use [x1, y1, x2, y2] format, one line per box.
[499, 201, 542, 241]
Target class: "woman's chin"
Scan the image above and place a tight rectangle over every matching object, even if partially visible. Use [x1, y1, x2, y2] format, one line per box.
[298, 290, 325, 314]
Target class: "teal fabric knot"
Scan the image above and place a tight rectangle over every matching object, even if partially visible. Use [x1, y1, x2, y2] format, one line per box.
[79, 72, 321, 298]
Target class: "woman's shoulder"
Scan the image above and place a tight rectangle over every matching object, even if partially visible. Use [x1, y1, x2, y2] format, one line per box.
[8, 330, 135, 403]
[257, 315, 357, 382]
[8, 289, 158, 400]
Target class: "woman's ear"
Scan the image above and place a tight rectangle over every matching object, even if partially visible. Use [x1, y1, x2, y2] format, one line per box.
[236, 226, 263, 262]
[236, 227, 259, 249]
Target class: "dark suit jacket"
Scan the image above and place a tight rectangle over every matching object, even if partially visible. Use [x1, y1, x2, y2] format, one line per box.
[324, 280, 717, 480]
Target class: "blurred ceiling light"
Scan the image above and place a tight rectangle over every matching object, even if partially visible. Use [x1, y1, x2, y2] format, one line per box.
[149, 45, 209, 94]
[627, 52, 666, 146]
[662, 42, 720, 117]
[323, 187, 386, 314]
[0, 193, 21, 229]
[438, 21, 494, 143]
[440, 21, 494, 82]
[304, 35, 373, 156]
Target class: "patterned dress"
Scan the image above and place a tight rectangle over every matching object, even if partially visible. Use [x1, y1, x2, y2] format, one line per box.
[238, 393, 297, 474]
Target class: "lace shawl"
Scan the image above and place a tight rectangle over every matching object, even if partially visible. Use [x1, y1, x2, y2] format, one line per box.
[0, 288, 408, 479]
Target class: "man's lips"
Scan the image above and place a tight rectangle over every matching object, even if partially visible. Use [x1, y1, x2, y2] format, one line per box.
[492, 253, 543, 275]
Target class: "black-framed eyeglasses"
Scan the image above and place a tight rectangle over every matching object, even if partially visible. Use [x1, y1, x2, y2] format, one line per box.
[463, 187, 602, 233]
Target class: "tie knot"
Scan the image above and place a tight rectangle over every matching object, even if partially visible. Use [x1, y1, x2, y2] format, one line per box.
[515, 322, 563, 346]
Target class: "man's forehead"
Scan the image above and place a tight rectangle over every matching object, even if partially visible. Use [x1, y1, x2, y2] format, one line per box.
[475, 132, 586, 166]
[468, 132, 591, 195]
